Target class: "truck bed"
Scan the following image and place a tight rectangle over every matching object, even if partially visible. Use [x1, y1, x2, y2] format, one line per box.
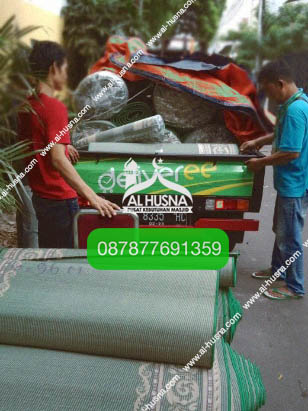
[75, 143, 265, 249]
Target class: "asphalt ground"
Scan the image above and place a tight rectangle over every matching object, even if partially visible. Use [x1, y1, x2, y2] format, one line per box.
[233, 147, 308, 411]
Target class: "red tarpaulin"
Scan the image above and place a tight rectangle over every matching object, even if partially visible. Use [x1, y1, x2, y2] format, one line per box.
[90, 36, 273, 143]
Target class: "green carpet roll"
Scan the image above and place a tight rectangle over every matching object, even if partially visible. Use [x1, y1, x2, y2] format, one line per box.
[0, 339, 265, 411]
[111, 101, 153, 126]
[0, 248, 265, 409]
[0, 258, 218, 368]
[218, 256, 237, 288]
[227, 288, 243, 341]
[0, 249, 238, 288]
[0, 247, 87, 261]
[216, 289, 243, 343]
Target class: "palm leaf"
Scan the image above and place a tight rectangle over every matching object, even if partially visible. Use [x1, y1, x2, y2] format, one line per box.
[0, 16, 39, 211]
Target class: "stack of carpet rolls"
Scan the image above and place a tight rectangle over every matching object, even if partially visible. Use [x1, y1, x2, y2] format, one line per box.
[0, 248, 265, 410]
[72, 71, 238, 149]
[152, 84, 238, 145]
[72, 71, 182, 148]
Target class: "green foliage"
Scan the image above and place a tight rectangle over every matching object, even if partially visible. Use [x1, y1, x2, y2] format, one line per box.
[0, 16, 38, 211]
[62, 0, 226, 88]
[196, 0, 226, 50]
[0, 140, 34, 211]
[224, 2, 308, 70]
[0, 16, 38, 146]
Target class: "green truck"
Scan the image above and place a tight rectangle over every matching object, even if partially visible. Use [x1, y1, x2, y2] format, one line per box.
[75, 142, 264, 250]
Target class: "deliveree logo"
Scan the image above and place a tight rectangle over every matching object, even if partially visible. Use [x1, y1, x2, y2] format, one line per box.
[122, 158, 193, 214]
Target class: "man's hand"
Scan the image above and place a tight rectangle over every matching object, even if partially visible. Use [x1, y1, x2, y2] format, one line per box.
[240, 133, 275, 153]
[240, 139, 259, 153]
[67, 144, 79, 164]
[50, 144, 120, 217]
[88, 195, 121, 218]
[245, 158, 265, 172]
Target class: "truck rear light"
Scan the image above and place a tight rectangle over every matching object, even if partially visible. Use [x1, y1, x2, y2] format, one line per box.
[237, 199, 250, 211]
[205, 199, 250, 211]
[216, 200, 227, 209]
[205, 199, 215, 210]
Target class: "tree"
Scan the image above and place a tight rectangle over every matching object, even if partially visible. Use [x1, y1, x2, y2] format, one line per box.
[0, 17, 37, 211]
[196, 0, 226, 51]
[224, 2, 308, 70]
[62, 0, 226, 88]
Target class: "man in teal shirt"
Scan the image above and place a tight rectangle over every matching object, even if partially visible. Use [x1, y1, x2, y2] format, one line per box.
[241, 60, 308, 299]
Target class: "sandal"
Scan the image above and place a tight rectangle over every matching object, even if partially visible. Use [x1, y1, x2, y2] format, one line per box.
[252, 268, 285, 281]
[264, 288, 303, 300]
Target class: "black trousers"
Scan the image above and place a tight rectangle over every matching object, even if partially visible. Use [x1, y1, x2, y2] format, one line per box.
[32, 193, 79, 248]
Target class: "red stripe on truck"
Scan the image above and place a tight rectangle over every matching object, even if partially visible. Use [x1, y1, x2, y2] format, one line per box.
[195, 219, 259, 231]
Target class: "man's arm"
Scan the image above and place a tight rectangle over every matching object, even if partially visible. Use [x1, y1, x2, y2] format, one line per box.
[254, 132, 275, 148]
[246, 108, 306, 171]
[240, 133, 274, 152]
[50, 144, 120, 217]
[246, 151, 299, 171]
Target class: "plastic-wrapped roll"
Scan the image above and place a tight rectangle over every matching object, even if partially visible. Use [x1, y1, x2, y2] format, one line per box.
[184, 124, 238, 144]
[75, 115, 165, 149]
[71, 120, 116, 147]
[153, 84, 218, 130]
[162, 129, 181, 144]
[111, 102, 153, 126]
[73, 71, 129, 120]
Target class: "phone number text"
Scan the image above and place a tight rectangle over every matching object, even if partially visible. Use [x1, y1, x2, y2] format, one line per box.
[97, 241, 222, 257]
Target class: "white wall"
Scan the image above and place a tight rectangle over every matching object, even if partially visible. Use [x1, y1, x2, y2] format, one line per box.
[1, 0, 66, 43]
[24, 0, 67, 16]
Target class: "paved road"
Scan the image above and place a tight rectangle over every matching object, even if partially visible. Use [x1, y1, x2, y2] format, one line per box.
[233, 149, 308, 411]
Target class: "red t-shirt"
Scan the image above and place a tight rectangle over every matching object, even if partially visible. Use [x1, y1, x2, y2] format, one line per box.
[18, 93, 77, 200]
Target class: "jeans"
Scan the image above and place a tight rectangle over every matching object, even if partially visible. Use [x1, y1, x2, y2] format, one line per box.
[32, 193, 79, 249]
[16, 185, 39, 248]
[271, 190, 308, 295]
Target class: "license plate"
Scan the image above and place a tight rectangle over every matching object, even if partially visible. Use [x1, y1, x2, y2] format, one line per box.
[140, 213, 190, 226]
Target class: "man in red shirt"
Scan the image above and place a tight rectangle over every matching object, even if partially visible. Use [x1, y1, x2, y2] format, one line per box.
[19, 41, 119, 248]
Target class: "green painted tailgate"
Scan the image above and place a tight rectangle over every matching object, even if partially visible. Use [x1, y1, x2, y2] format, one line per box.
[75, 157, 253, 197]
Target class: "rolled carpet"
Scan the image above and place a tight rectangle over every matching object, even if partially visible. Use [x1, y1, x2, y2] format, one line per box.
[111, 101, 154, 126]
[161, 129, 182, 144]
[71, 119, 116, 147]
[216, 289, 243, 343]
[0, 338, 265, 411]
[184, 124, 238, 145]
[74, 115, 166, 149]
[0, 249, 264, 409]
[228, 288, 243, 341]
[219, 256, 237, 288]
[0, 258, 218, 368]
[73, 71, 128, 120]
[0, 249, 236, 289]
[153, 84, 218, 130]
[0, 247, 87, 261]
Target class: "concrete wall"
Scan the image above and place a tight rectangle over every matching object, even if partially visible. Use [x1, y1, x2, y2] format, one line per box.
[0, 0, 66, 44]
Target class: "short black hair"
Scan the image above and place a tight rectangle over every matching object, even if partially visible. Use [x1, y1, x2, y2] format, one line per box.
[29, 41, 67, 80]
[258, 60, 294, 84]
